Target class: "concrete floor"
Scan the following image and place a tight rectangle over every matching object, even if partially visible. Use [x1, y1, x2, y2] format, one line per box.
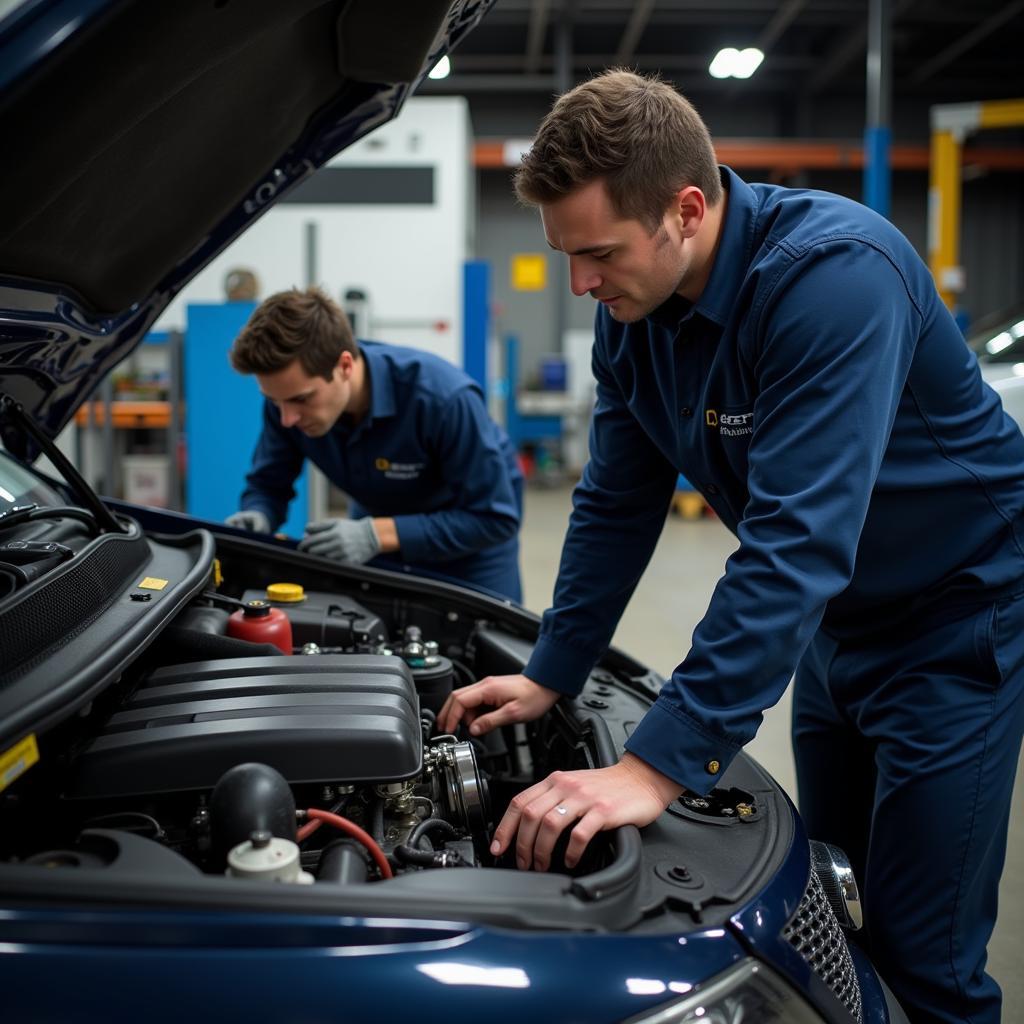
[519, 483, 1024, 1020]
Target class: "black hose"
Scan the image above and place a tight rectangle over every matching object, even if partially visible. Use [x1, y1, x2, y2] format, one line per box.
[409, 817, 458, 850]
[394, 843, 468, 868]
[420, 707, 437, 733]
[27, 506, 101, 535]
[393, 844, 438, 866]
[449, 657, 476, 689]
[369, 795, 386, 844]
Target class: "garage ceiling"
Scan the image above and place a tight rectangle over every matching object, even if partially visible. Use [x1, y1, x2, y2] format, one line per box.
[425, 0, 1024, 104]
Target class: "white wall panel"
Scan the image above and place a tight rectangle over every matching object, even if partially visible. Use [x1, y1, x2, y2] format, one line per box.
[155, 97, 472, 367]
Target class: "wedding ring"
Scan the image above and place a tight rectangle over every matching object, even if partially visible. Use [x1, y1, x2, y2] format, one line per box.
[555, 805, 568, 816]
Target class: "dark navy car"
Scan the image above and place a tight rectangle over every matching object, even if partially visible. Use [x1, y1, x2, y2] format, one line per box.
[0, 2, 906, 1021]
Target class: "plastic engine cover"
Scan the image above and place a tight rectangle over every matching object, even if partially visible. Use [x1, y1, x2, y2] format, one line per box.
[69, 655, 421, 798]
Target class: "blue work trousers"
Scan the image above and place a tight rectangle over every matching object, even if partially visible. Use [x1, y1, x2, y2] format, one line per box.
[793, 594, 1024, 1024]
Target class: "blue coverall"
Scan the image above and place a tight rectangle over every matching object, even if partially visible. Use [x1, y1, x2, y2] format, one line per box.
[239, 340, 523, 601]
[524, 167, 1024, 1023]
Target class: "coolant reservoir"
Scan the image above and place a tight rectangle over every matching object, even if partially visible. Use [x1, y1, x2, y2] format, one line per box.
[227, 599, 293, 654]
[227, 831, 313, 884]
[266, 582, 305, 604]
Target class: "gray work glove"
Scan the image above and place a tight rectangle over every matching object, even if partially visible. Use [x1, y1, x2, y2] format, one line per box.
[298, 517, 381, 564]
[225, 509, 271, 533]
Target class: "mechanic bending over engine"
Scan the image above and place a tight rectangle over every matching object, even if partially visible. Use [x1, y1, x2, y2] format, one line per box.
[438, 69, 1024, 1024]
[226, 286, 523, 601]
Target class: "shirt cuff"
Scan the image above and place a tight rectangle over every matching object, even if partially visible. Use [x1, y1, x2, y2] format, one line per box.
[624, 696, 742, 796]
[524, 633, 601, 696]
[392, 514, 429, 561]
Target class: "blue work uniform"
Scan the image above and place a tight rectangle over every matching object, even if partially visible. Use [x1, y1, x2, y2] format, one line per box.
[525, 166, 1024, 1022]
[239, 340, 523, 601]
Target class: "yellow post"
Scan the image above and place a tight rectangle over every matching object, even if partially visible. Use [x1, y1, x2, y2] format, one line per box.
[929, 99, 1024, 312]
[978, 98, 1024, 129]
[928, 129, 962, 311]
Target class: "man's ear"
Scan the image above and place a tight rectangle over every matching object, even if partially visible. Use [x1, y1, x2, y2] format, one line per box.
[673, 185, 707, 239]
[337, 350, 355, 378]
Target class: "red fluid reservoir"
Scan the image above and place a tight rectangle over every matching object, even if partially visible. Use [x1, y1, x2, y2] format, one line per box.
[227, 599, 292, 655]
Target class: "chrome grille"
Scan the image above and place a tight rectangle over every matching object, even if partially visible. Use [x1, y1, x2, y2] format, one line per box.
[783, 869, 863, 1022]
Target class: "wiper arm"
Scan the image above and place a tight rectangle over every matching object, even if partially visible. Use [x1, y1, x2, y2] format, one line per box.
[0, 394, 124, 534]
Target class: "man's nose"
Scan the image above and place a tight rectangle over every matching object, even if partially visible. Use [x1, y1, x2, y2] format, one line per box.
[569, 256, 601, 297]
[280, 405, 300, 428]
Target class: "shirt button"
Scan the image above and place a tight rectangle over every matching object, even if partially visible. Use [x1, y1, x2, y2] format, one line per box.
[706, 484, 719, 495]
[706, 759, 721, 775]
[680, 406, 693, 417]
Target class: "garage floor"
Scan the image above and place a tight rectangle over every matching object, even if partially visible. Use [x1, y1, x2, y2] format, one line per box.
[519, 483, 1024, 1019]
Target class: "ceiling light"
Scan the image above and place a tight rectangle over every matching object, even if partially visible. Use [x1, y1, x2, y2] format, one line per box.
[428, 55, 451, 80]
[709, 47, 764, 80]
[986, 331, 1014, 354]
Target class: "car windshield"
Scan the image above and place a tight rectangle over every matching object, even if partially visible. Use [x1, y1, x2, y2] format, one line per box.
[0, 447, 64, 511]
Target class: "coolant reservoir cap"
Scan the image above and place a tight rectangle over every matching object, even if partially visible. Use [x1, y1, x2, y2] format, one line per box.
[243, 599, 271, 617]
[267, 582, 305, 604]
[226, 832, 313, 884]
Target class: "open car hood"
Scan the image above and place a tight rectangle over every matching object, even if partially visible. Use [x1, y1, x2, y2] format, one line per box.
[0, 0, 489, 456]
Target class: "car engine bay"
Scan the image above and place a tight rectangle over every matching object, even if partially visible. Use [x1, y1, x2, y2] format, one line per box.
[0, 447, 795, 935]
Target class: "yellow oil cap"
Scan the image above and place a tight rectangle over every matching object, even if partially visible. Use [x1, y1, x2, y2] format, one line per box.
[266, 582, 306, 604]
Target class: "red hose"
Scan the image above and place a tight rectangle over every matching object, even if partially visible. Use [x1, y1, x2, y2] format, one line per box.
[296, 818, 322, 842]
[301, 808, 394, 879]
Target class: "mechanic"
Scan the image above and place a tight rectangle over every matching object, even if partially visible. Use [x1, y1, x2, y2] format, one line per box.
[226, 286, 523, 601]
[438, 69, 1024, 1024]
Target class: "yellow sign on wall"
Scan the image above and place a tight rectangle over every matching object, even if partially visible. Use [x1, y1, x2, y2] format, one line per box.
[511, 253, 547, 291]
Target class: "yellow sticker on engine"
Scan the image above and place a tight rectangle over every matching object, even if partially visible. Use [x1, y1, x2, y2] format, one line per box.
[138, 577, 169, 590]
[0, 734, 40, 793]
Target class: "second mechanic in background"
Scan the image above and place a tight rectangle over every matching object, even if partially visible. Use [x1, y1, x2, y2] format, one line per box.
[226, 286, 523, 601]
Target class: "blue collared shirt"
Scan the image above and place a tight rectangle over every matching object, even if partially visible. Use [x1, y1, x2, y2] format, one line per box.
[525, 166, 1024, 793]
[240, 341, 523, 599]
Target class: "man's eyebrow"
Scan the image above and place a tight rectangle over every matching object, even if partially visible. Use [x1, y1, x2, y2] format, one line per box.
[546, 239, 614, 256]
[261, 389, 314, 403]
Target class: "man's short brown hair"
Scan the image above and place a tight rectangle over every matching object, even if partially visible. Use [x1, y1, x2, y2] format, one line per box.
[514, 68, 722, 232]
[229, 286, 358, 380]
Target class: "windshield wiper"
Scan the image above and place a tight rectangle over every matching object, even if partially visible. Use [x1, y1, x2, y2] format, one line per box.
[0, 394, 124, 534]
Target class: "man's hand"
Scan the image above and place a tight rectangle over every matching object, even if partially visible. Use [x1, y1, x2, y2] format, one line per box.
[298, 518, 381, 564]
[437, 673, 561, 736]
[225, 509, 271, 533]
[492, 753, 684, 871]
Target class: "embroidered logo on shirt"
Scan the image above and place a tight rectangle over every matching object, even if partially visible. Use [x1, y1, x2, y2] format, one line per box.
[375, 457, 425, 480]
[706, 410, 753, 437]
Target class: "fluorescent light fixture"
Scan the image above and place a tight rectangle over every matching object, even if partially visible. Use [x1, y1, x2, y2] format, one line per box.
[986, 331, 1014, 354]
[709, 47, 764, 79]
[428, 55, 451, 80]
[1011, 319, 1024, 339]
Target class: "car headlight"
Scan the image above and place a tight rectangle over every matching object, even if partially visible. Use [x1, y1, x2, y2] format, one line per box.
[621, 958, 823, 1024]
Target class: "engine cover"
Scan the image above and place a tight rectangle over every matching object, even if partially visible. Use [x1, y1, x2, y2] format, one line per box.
[69, 655, 421, 798]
